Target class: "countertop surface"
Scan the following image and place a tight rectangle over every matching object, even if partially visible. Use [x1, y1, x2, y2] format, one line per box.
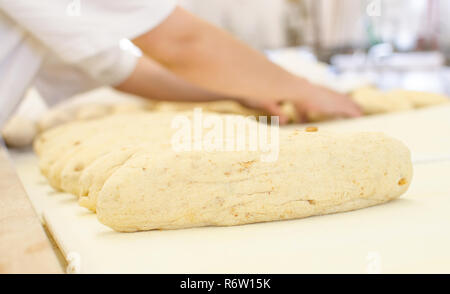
[7, 104, 450, 274]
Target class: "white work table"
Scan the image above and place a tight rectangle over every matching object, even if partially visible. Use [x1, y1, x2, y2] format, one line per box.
[6, 104, 450, 274]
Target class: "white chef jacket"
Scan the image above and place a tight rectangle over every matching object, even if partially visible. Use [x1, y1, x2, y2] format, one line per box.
[0, 0, 176, 127]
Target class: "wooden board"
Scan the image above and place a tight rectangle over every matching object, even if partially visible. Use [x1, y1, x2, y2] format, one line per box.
[8, 105, 450, 274]
[0, 146, 62, 274]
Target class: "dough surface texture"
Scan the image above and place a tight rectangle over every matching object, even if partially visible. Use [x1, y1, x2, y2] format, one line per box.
[35, 112, 413, 232]
[96, 131, 412, 232]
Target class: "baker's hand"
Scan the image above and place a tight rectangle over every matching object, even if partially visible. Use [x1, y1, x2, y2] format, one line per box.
[291, 84, 362, 123]
[238, 83, 362, 125]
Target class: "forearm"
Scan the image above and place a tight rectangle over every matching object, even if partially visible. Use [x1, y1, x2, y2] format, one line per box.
[133, 7, 312, 101]
[115, 55, 238, 103]
[131, 7, 361, 121]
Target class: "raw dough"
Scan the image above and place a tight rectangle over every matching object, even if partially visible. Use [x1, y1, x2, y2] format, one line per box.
[110, 103, 148, 114]
[154, 100, 262, 117]
[351, 87, 413, 115]
[76, 115, 264, 212]
[39, 112, 194, 193]
[37, 107, 78, 133]
[388, 90, 449, 108]
[37, 102, 151, 134]
[94, 129, 412, 232]
[35, 119, 108, 178]
[78, 142, 174, 212]
[78, 146, 139, 212]
[36, 112, 413, 232]
[1, 116, 37, 148]
[75, 104, 112, 120]
[351, 87, 448, 115]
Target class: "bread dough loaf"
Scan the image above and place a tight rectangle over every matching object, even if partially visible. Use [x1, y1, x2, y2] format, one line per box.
[36, 112, 413, 232]
[96, 130, 412, 232]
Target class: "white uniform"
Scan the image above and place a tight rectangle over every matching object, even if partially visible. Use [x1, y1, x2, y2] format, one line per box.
[0, 0, 176, 126]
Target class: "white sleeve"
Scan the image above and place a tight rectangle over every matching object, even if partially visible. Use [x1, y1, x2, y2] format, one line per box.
[76, 44, 140, 87]
[0, 10, 45, 127]
[0, 0, 176, 63]
[34, 45, 140, 107]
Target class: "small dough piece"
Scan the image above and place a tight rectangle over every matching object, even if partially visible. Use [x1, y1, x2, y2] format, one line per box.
[388, 90, 449, 108]
[351, 87, 413, 115]
[1, 116, 37, 148]
[96, 130, 413, 232]
[280, 102, 300, 123]
[383, 91, 414, 112]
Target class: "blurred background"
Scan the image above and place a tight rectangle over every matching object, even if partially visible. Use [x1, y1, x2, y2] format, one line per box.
[179, 0, 450, 94]
[5, 0, 450, 148]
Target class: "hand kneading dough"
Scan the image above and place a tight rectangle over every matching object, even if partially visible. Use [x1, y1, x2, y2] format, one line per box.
[94, 130, 412, 232]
